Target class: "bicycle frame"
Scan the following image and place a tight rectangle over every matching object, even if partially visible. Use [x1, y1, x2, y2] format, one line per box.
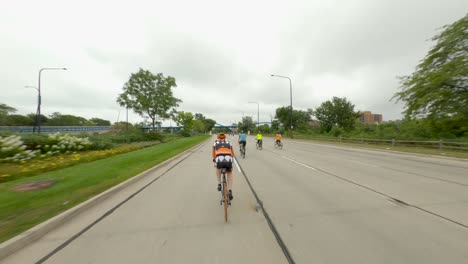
[240, 144, 246, 158]
[220, 168, 230, 222]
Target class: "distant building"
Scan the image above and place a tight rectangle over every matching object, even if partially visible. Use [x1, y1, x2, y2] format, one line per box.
[358, 111, 383, 124]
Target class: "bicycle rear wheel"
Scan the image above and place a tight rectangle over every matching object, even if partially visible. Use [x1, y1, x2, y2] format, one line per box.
[223, 181, 228, 223]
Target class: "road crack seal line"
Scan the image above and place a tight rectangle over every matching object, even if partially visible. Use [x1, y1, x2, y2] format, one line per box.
[234, 157, 296, 264]
[269, 150, 468, 230]
[35, 140, 210, 264]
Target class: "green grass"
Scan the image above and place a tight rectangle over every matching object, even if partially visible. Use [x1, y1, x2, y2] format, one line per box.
[294, 137, 468, 159]
[0, 141, 162, 183]
[0, 135, 209, 243]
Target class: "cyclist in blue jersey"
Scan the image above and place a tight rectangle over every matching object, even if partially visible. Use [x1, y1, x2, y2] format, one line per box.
[238, 131, 247, 151]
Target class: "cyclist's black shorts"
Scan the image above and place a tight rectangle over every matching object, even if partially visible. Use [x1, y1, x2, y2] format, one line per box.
[239, 140, 246, 147]
[215, 155, 233, 172]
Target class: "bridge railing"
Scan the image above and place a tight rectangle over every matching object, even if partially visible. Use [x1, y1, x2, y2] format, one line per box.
[0, 126, 111, 134]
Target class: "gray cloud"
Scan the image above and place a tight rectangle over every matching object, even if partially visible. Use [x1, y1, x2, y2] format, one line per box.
[1, 0, 467, 126]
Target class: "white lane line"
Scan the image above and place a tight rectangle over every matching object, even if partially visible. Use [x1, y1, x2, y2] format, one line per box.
[281, 155, 317, 170]
[234, 158, 242, 172]
[344, 159, 380, 168]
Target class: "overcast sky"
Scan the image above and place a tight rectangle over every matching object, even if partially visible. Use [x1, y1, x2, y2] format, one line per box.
[1, 0, 467, 126]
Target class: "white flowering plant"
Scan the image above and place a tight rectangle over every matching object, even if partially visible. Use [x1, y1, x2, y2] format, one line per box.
[47, 133, 92, 153]
[0, 135, 40, 162]
[0, 133, 92, 163]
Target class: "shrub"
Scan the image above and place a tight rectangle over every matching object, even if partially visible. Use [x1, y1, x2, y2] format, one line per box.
[0, 135, 39, 162]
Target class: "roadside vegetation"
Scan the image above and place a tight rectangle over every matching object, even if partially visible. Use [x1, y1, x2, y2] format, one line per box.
[0, 135, 209, 243]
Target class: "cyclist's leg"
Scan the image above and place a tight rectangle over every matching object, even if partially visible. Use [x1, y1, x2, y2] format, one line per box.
[227, 169, 233, 200]
[227, 170, 233, 190]
[216, 168, 221, 183]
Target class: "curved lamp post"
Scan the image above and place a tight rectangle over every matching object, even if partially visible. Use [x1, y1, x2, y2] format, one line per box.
[36, 67, 67, 133]
[248, 101, 259, 130]
[270, 74, 293, 138]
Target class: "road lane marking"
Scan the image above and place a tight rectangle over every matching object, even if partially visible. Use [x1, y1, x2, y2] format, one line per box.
[234, 158, 241, 172]
[281, 155, 317, 170]
[344, 159, 380, 168]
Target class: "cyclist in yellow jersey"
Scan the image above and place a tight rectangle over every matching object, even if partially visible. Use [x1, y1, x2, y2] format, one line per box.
[255, 133, 263, 146]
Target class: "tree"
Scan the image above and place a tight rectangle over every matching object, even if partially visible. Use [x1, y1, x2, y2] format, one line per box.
[194, 113, 205, 120]
[0, 103, 16, 116]
[0, 103, 17, 125]
[117, 69, 182, 129]
[238, 116, 255, 133]
[4, 115, 34, 126]
[193, 119, 206, 133]
[312, 97, 359, 133]
[27, 113, 48, 126]
[275, 106, 311, 130]
[89, 118, 111, 126]
[173, 111, 194, 135]
[203, 118, 216, 132]
[393, 14, 468, 136]
[47, 112, 87, 126]
[271, 119, 281, 131]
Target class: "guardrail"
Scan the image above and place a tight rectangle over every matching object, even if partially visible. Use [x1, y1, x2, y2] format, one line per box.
[293, 135, 468, 151]
[0, 126, 111, 134]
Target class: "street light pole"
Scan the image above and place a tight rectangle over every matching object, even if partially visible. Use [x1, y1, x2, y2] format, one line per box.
[248, 102, 259, 130]
[270, 74, 293, 138]
[37, 67, 67, 133]
[25, 86, 39, 132]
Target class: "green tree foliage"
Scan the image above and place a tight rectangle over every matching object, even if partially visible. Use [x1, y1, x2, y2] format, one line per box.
[393, 14, 468, 136]
[192, 119, 205, 133]
[27, 113, 48, 126]
[275, 106, 311, 131]
[173, 111, 194, 135]
[117, 69, 182, 129]
[271, 119, 281, 131]
[0, 103, 17, 125]
[312, 97, 359, 133]
[203, 119, 216, 132]
[0, 103, 16, 116]
[238, 116, 255, 133]
[47, 112, 87, 126]
[4, 115, 34, 126]
[194, 113, 205, 120]
[89, 118, 111, 126]
[192, 113, 216, 133]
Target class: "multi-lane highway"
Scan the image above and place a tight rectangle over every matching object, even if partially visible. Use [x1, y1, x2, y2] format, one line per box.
[3, 135, 468, 263]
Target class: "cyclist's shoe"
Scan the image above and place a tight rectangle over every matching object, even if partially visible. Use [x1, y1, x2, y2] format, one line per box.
[228, 190, 234, 201]
[217, 184, 221, 191]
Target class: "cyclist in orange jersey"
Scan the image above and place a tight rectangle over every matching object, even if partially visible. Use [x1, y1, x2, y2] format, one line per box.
[275, 132, 282, 146]
[212, 132, 235, 200]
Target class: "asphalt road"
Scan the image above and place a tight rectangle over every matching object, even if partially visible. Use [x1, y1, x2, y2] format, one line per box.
[3, 135, 468, 263]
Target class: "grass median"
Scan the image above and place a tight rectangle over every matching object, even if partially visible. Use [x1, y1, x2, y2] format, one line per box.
[0, 135, 209, 243]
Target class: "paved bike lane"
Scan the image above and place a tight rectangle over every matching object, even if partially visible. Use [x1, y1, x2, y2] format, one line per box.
[2, 137, 287, 264]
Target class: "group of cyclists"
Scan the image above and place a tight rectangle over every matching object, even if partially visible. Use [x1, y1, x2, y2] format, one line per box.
[212, 131, 283, 202]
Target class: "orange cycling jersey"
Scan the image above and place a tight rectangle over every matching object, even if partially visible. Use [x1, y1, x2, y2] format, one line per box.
[212, 140, 235, 159]
[275, 134, 282, 141]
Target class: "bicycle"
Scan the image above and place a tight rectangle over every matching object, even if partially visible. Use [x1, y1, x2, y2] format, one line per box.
[274, 140, 283, 150]
[240, 144, 246, 158]
[219, 168, 230, 222]
[256, 140, 263, 150]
